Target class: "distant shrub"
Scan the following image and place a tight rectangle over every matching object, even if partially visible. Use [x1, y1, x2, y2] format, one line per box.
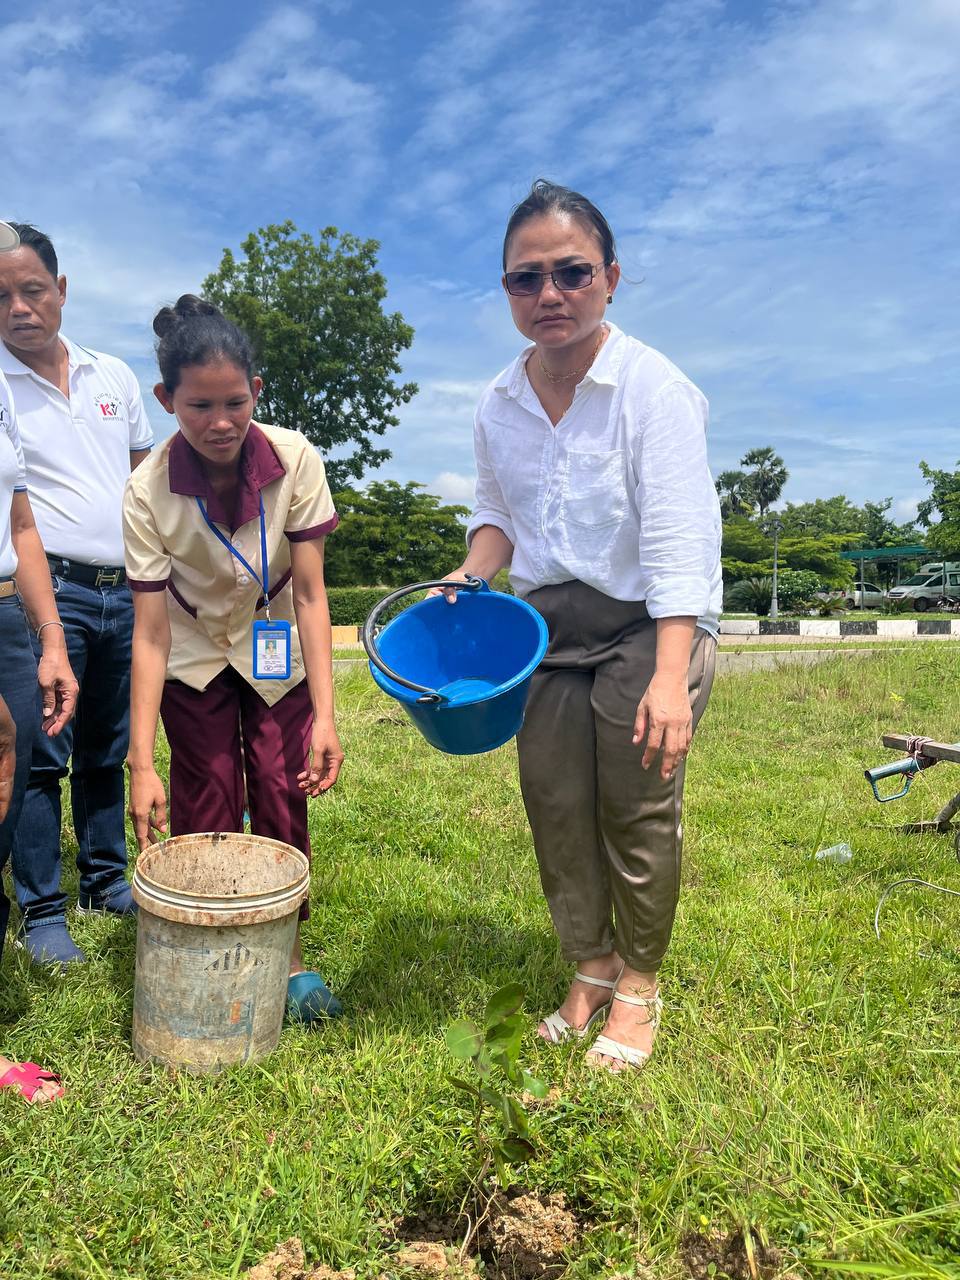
[817, 595, 847, 617]
[777, 568, 823, 611]
[725, 577, 774, 616]
[725, 570, 823, 617]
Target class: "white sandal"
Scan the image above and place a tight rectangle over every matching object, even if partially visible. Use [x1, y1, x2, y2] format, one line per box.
[539, 970, 621, 1044]
[588, 988, 663, 1070]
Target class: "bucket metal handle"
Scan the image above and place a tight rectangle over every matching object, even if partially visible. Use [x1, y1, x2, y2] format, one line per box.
[362, 575, 486, 704]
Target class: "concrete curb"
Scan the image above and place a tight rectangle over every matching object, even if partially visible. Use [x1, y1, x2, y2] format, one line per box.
[720, 618, 960, 638]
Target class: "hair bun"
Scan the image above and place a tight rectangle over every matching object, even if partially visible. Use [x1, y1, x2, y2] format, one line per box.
[152, 294, 221, 339]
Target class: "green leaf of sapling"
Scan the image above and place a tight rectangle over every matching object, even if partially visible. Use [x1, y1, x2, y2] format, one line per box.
[445, 1020, 483, 1061]
[521, 1072, 549, 1098]
[485, 982, 526, 1025]
[499, 1136, 536, 1163]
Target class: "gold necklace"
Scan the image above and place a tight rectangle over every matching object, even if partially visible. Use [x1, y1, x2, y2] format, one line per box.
[538, 328, 605, 385]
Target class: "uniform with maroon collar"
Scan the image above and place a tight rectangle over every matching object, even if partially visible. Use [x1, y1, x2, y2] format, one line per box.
[123, 421, 337, 885]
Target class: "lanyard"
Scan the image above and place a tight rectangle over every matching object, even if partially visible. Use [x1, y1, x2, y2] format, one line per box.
[195, 494, 272, 621]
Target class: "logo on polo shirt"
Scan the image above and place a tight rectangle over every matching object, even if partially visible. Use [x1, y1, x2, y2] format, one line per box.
[94, 392, 123, 419]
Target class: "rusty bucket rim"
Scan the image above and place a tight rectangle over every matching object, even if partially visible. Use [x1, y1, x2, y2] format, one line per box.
[133, 831, 310, 914]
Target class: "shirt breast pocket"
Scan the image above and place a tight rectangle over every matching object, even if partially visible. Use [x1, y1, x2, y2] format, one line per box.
[561, 449, 628, 528]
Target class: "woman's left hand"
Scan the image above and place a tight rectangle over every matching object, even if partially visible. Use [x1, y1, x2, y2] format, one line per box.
[37, 650, 79, 737]
[298, 716, 344, 797]
[633, 672, 692, 780]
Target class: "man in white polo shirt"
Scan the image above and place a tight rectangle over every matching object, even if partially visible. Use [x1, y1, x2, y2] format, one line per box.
[0, 222, 152, 966]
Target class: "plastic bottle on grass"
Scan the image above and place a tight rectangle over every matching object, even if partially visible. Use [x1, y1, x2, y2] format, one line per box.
[815, 842, 853, 864]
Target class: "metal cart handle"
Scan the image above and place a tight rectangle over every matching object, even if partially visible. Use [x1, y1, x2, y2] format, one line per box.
[864, 758, 921, 803]
[362, 575, 486, 704]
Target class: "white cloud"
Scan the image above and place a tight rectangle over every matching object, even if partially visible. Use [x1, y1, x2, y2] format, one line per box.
[430, 471, 476, 506]
[894, 495, 924, 524]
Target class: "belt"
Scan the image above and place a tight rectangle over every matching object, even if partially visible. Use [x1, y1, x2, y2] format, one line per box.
[0, 577, 17, 599]
[46, 556, 126, 588]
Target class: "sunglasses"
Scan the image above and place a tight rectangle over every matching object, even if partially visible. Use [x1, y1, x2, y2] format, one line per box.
[503, 261, 605, 296]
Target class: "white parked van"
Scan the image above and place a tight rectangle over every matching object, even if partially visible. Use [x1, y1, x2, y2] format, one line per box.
[887, 569, 960, 611]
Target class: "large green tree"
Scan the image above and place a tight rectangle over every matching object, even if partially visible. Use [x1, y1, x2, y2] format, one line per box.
[720, 515, 857, 588]
[917, 460, 960, 556]
[740, 447, 788, 517]
[778, 495, 864, 536]
[203, 221, 417, 489]
[778, 494, 917, 545]
[324, 481, 468, 587]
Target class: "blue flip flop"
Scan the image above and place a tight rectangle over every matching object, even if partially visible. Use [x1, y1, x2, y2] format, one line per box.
[286, 971, 343, 1026]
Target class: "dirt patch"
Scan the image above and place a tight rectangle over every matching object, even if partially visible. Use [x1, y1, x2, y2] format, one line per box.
[246, 1192, 582, 1280]
[396, 1189, 581, 1279]
[394, 1242, 478, 1275]
[487, 1191, 580, 1278]
[680, 1229, 784, 1280]
[242, 1235, 356, 1280]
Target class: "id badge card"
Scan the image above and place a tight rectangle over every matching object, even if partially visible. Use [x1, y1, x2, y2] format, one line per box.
[252, 619, 291, 680]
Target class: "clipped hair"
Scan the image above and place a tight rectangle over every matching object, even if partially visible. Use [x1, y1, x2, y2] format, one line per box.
[153, 294, 255, 392]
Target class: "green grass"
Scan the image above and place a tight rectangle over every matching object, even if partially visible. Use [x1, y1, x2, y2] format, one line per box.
[4, 651, 960, 1278]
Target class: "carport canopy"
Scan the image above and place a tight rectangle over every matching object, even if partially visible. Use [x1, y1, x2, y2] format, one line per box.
[839, 546, 928, 562]
[839, 545, 931, 588]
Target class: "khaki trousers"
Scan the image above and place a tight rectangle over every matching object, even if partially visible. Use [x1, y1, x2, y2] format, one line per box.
[516, 581, 716, 972]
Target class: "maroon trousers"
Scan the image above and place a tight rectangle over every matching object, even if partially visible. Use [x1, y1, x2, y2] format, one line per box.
[160, 668, 313, 917]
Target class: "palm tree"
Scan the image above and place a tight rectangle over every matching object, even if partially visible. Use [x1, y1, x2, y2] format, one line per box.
[715, 469, 753, 519]
[740, 447, 788, 517]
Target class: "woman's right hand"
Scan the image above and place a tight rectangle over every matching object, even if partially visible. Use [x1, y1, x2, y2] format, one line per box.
[428, 568, 473, 604]
[128, 765, 168, 851]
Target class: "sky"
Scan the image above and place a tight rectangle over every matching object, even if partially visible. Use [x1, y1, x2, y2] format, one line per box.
[3, 0, 959, 521]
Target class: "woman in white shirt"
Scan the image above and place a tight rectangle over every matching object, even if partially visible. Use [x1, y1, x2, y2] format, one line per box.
[0, 230, 78, 1102]
[442, 181, 722, 1071]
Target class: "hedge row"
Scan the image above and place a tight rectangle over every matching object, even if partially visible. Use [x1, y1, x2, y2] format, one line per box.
[326, 587, 412, 627]
[327, 573, 514, 626]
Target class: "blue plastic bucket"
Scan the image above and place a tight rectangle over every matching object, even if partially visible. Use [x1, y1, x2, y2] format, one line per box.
[363, 577, 549, 755]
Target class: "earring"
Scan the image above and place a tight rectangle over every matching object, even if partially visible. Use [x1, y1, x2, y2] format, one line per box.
[606, 293, 613, 304]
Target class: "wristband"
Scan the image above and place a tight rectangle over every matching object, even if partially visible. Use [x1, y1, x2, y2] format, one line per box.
[36, 620, 65, 640]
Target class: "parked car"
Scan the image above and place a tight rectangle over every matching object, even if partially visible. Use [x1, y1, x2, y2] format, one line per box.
[843, 580, 885, 608]
[886, 570, 960, 612]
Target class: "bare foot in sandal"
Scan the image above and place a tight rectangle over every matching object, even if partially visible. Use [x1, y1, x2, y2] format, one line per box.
[586, 966, 661, 1072]
[538, 952, 624, 1042]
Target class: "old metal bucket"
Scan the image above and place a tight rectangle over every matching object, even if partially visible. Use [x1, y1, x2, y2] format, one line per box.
[131, 832, 309, 1073]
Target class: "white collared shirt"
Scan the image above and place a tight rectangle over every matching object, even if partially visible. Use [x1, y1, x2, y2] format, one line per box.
[0, 335, 154, 566]
[0, 370, 27, 578]
[466, 323, 723, 636]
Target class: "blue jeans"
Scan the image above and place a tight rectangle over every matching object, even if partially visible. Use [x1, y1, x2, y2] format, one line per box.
[11, 576, 133, 926]
[0, 597, 42, 961]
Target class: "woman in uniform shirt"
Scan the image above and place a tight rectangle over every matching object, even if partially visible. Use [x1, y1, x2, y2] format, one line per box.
[123, 296, 343, 1025]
